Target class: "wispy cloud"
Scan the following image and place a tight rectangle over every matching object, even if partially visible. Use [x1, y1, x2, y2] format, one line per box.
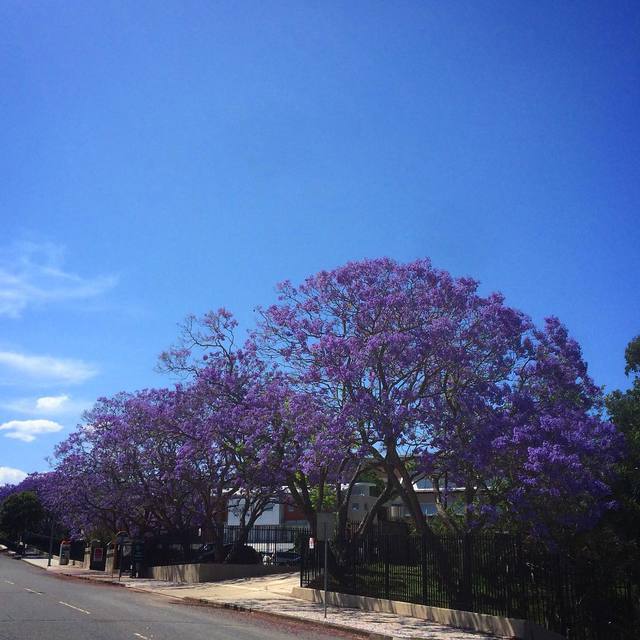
[0, 419, 64, 442]
[35, 395, 70, 411]
[1, 394, 90, 416]
[0, 241, 117, 317]
[0, 466, 27, 485]
[0, 351, 98, 385]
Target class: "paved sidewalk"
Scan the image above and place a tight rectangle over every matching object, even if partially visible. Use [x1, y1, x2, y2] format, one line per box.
[22, 557, 498, 640]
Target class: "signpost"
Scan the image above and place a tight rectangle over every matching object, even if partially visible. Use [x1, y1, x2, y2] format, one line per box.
[316, 512, 336, 619]
[47, 519, 55, 568]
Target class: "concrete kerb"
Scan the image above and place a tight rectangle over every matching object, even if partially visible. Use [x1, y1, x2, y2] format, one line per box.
[292, 587, 564, 640]
[20, 560, 388, 639]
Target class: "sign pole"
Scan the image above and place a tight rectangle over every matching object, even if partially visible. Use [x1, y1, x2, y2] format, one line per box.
[47, 519, 54, 567]
[323, 521, 328, 619]
[118, 543, 124, 581]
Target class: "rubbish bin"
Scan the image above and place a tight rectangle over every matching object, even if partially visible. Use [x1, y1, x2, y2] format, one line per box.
[89, 540, 106, 571]
[59, 540, 71, 565]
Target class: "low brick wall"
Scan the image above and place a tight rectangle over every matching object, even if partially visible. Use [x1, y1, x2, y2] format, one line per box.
[142, 562, 295, 583]
[291, 587, 565, 640]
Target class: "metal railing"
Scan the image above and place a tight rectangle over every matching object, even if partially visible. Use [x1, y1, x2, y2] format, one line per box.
[301, 531, 638, 640]
[143, 525, 310, 566]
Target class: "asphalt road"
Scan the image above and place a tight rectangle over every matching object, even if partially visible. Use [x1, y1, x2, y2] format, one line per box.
[0, 554, 353, 640]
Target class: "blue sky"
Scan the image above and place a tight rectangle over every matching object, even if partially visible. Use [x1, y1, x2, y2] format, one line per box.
[1, 1, 638, 483]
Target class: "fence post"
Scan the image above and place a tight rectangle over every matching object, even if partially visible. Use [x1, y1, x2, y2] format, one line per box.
[461, 533, 472, 612]
[421, 533, 428, 605]
[384, 534, 390, 600]
[300, 536, 305, 588]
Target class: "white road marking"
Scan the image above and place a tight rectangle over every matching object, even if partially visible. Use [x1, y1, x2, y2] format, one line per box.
[3, 580, 15, 584]
[58, 601, 91, 614]
[24, 587, 42, 594]
[134, 633, 150, 640]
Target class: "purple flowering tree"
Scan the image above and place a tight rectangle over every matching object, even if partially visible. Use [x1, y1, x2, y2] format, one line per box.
[49, 393, 207, 543]
[160, 309, 359, 539]
[256, 258, 620, 541]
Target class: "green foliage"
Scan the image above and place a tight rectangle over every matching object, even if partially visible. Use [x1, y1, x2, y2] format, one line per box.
[357, 469, 384, 497]
[624, 334, 640, 376]
[603, 333, 640, 547]
[0, 491, 45, 540]
[309, 485, 337, 512]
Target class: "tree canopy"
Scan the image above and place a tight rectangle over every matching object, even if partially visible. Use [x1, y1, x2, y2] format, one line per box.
[39, 258, 620, 547]
[605, 334, 640, 540]
[0, 491, 44, 540]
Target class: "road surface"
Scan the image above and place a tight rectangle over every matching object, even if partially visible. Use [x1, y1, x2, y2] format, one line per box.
[0, 554, 353, 640]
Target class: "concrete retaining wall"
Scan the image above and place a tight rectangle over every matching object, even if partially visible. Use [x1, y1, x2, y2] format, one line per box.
[291, 587, 565, 640]
[142, 562, 296, 583]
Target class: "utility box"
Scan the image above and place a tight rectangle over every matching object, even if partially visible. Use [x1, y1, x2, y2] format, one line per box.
[59, 541, 71, 565]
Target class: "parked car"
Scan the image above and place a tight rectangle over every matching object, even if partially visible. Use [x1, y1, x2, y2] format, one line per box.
[263, 550, 301, 566]
[195, 543, 261, 564]
[22, 545, 43, 557]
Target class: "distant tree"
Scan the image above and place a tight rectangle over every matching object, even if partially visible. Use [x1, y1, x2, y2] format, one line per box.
[624, 335, 640, 376]
[50, 389, 206, 538]
[605, 334, 640, 539]
[0, 491, 44, 541]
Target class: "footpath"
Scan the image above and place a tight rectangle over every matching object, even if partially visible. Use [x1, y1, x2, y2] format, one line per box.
[18, 555, 497, 640]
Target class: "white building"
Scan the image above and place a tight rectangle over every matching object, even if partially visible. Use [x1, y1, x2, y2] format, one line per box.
[226, 482, 382, 527]
[386, 477, 465, 520]
[346, 482, 380, 522]
[226, 499, 284, 526]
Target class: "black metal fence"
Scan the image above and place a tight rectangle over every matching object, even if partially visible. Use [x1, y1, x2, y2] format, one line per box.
[301, 532, 639, 640]
[144, 525, 310, 566]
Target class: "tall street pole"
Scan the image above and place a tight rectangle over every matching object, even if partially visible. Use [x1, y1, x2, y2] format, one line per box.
[47, 519, 54, 567]
[323, 521, 328, 619]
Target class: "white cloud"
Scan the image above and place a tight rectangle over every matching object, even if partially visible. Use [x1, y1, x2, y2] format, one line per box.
[0, 351, 98, 385]
[0, 466, 27, 485]
[0, 241, 117, 318]
[35, 395, 70, 411]
[0, 419, 64, 442]
[0, 394, 89, 416]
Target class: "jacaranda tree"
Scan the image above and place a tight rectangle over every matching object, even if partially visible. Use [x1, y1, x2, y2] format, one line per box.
[256, 258, 620, 541]
[47, 257, 620, 549]
[160, 309, 355, 539]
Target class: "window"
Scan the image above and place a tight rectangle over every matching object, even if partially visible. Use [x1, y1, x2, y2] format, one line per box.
[263, 502, 274, 511]
[416, 478, 433, 490]
[421, 503, 437, 516]
[351, 503, 360, 511]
